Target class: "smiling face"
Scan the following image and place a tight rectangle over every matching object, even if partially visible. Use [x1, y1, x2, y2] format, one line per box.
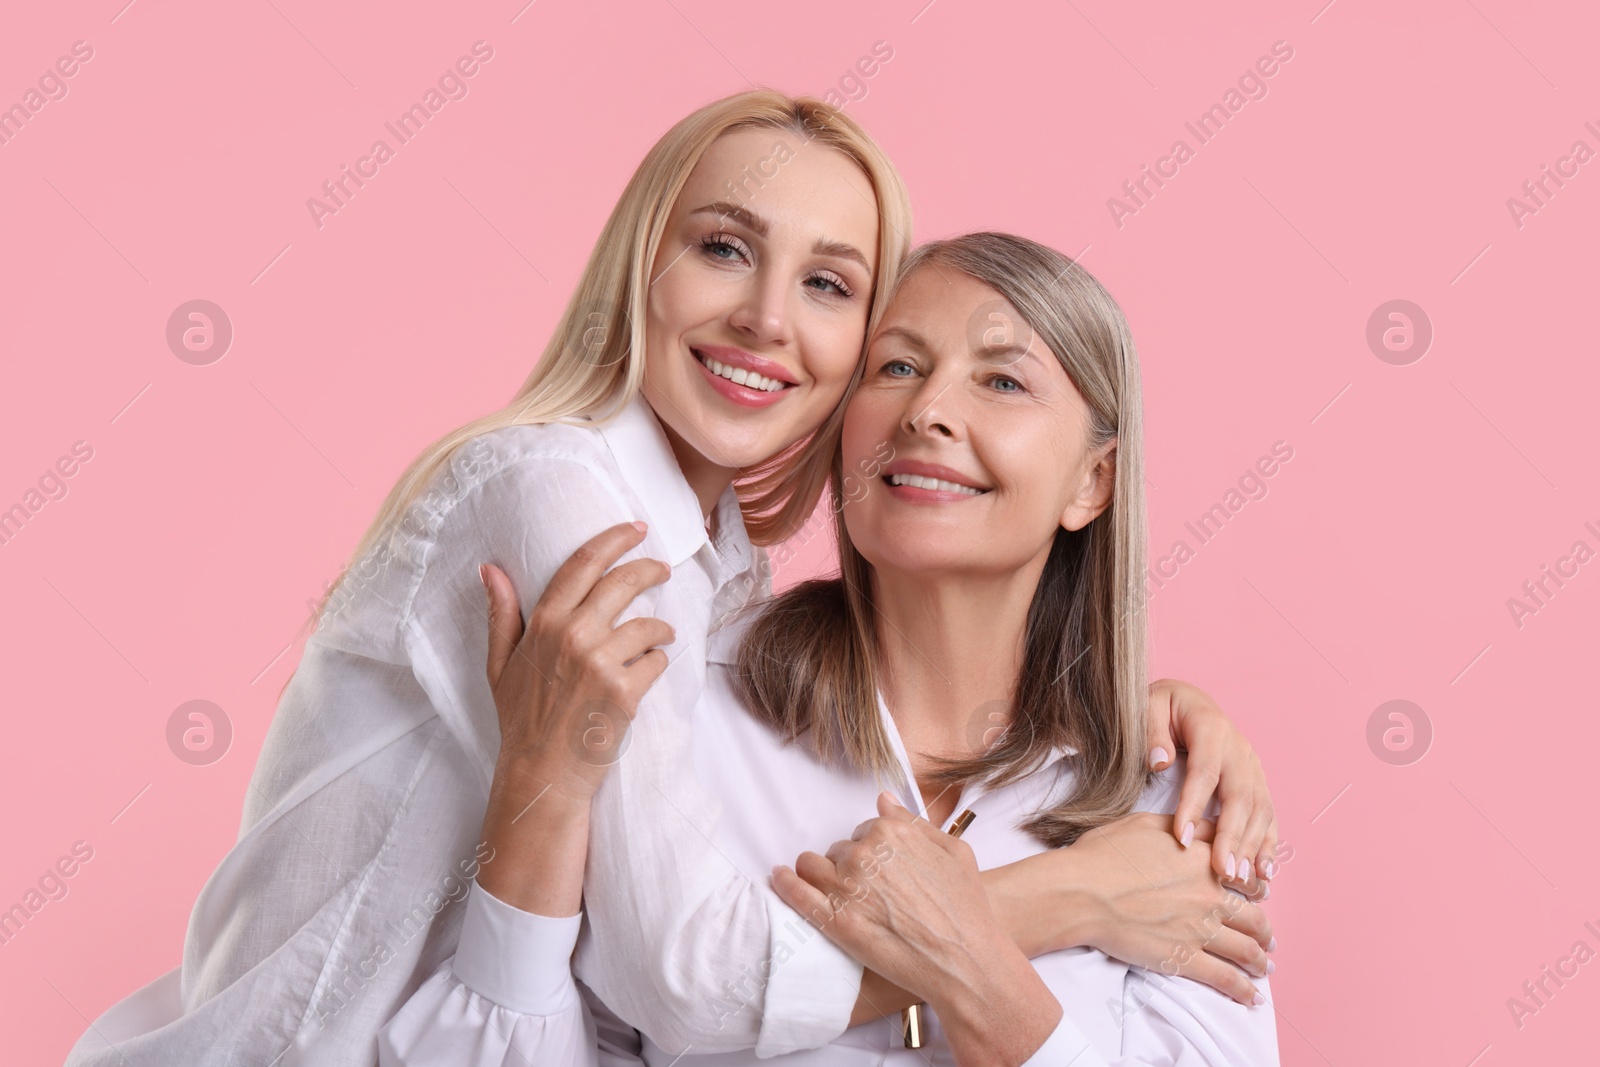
[641, 126, 880, 481]
[841, 265, 1117, 579]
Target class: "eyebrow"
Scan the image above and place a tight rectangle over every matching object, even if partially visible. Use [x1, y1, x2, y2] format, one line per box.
[875, 324, 1043, 369]
[688, 202, 873, 274]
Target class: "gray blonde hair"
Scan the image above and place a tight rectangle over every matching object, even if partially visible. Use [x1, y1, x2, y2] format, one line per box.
[734, 231, 1150, 847]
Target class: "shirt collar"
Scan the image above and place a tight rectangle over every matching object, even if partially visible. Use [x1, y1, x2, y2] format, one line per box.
[591, 390, 713, 568]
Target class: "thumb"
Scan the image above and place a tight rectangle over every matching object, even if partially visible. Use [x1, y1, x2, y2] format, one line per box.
[481, 563, 523, 687]
[877, 789, 912, 821]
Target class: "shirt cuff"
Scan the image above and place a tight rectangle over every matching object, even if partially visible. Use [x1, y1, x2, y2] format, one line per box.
[452, 880, 584, 1016]
[752, 892, 864, 1057]
[1021, 1008, 1105, 1067]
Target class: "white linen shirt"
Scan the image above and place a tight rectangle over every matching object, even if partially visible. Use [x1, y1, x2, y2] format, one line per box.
[378, 611, 1281, 1066]
[64, 391, 818, 1067]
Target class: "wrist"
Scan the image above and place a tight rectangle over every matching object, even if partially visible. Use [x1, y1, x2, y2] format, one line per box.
[932, 941, 1062, 1066]
[983, 854, 1103, 957]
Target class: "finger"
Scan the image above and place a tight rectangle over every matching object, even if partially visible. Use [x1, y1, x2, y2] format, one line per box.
[1199, 928, 1273, 982]
[584, 556, 673, 628]
[1236, 791, 1273, 884]
[605, 616, 677, 666]
[480, 563, 524, 689]
[1145, 682, 1177, 772]
[1219, 898, 1274, 953]
[793, 850, 848, 902]
[619, 648, 670, 701]
[771, 864, 836, 929]
[1172, 754, 1220, 851]
[1175, 953, 1266, 1007]
[537, 522, 650, 620]
[1256, 813, 1281, 880]
[1209, 773, 1254, 884]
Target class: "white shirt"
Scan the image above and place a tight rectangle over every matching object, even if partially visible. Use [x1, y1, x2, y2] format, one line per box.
[64, 392, 795, 1067]
[378, 611, 1282, 1066]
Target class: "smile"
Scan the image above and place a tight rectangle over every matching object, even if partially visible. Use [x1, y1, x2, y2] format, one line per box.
[694, 351, 788, 393]
[882, 473, 991, 498]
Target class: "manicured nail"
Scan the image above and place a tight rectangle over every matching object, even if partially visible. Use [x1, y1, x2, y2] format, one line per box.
[1266, 959, 1276, 975]
[631, 521, 648, 533]
[1225, 852, 1237, 879]
[1260, 858, 1275, 879]
[1252, 992, 1265, 1006]
[1240, 858, 1252, 884]
[880, 790, 904, 809]
[1150, 746, 1169, 769]
[1267, 936, 1278, 952]
[1260, 883, 1271, 902]
[478, 563, 489, 590]
[1180, 822, 1194, 848]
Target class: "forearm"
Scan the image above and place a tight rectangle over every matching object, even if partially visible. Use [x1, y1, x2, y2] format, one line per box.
[981, 853, 1098, 959]
[476, 756, 592, 917]
[930, 943, 1063, 1067]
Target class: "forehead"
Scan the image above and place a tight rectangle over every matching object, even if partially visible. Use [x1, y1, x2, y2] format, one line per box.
[674, 129, 879, 250]
[874, 267, 1051, 368]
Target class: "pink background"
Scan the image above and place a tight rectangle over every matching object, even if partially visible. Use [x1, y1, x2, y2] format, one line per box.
[3, 0, 1596, 1062]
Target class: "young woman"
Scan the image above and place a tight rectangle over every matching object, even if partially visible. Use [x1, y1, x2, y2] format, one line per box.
[377, 233, 1280, 1064]
[65, 94, 1273, 1067]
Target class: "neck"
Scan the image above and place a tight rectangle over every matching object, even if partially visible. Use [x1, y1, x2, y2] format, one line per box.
[870, 550, 1051, 781]
[658, 421, 736, 523]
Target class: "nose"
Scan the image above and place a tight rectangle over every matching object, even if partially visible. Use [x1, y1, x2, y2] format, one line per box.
[901, 378, 956, 439]
[727, 269, 792, 348]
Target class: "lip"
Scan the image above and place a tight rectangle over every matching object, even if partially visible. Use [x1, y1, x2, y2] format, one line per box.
[692, 345, 800, 386]
[880, 459, 992, 493]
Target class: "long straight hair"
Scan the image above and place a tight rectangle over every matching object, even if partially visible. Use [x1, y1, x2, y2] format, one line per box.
[308, 90, 913, 628]
[733, 232, 1149, 848]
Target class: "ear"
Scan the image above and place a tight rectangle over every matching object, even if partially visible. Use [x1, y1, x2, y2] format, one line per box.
[1060, 439, 1117, 532]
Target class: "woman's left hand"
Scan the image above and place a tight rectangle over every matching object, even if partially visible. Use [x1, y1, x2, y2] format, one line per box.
[1146, 678, 1278, 891]
[771, 792, 1062, 1065]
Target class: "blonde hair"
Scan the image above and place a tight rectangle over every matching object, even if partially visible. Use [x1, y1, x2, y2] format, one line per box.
[734, 232, 1150, 848]
[309, 90, 912, 629]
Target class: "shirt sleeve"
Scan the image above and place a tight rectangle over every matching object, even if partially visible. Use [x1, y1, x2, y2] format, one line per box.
[1012, 969, 1277, 1066]
[378, 881, 641, 1067]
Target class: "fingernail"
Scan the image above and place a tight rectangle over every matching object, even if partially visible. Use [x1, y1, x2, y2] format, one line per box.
[1240, 858, 1252, 884]
[880, 790, 904, 808]
[1150, 746, 1169, 769]
[1225, 852, 1237, 879]
[1180, 822, 1194, 848]
[478, 563, 489, 590]
[1267, 936, 1277, 952]
[1263, 858, 1276, 879]
[1266, 959, 1275, 975]
[1260, 883, 1271, 902]
[1252, 992, 1265, 1006]
[631, 521, 648, 533]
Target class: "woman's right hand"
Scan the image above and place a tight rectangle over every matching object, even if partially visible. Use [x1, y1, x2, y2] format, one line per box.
[482, 520, 677, 801]
[984, 812, 1275, 1006]
[475, 520, 676, 917]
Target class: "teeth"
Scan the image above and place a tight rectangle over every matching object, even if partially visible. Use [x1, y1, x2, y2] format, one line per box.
[887, 473, 985, 495]
[699, 354, 786, 392]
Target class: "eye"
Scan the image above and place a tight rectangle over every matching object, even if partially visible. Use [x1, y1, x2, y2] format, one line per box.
[805, 271, 855, 298]
[986, 374, 1024, 393]
[882, 358, 916, 377]
[700, 233, 750, 263]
